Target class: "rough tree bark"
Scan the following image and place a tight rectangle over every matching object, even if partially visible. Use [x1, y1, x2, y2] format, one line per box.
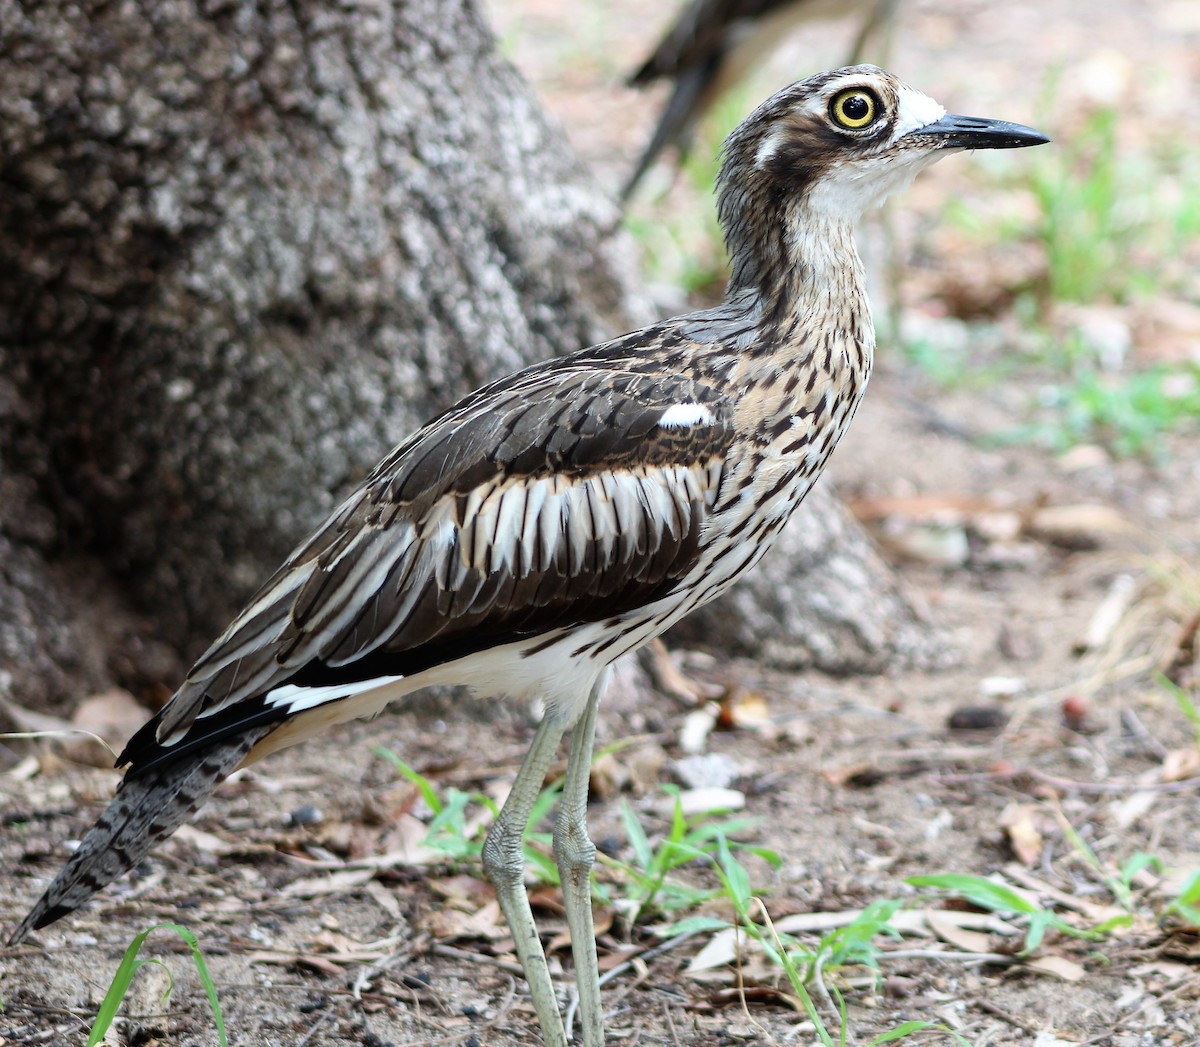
[0, 0, 942, 724]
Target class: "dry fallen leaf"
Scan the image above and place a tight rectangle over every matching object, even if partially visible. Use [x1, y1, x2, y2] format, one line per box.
[1073, 573, 1138, 654]
[924, 909, 993, 954]
[1055, 443, 1110, 472]
[1002, 863, 1129, 928]
[1161, 747, 1200, 782]
[249, 929, 405, 972]
[282, 868, 376, 898]
[1027, 504, 1131, 551]
[427, 873, 492, 906]
[70, 690, 146, 752]
[374, 812, 452, 866]
[1025, 954, 1086, 981]
[846, 494, 992, 522]
[249, 949, 378, 975]
[173, 824, 248, 857]
[1109, 787, 1158, 829]
[1128, 959, 1196, 985]
[588, 750, 626, 801]
[423, 899, 505, 941]
[717, 689, 772, 730]
[364, 879, 403, 920]
[773, 908, 920, 935]
[547, 908, 613, 953]
[686, 927, 741, 973]
[1000, 803, 1045, 867]
[123, 955, 173, 1032]
[821, 760, 877, 788]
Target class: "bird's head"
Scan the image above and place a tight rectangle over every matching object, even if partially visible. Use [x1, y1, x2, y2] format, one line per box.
[717, 66, 1048, 294]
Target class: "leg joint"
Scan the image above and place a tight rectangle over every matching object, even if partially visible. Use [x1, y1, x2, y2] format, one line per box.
[482, 823, 527, 886]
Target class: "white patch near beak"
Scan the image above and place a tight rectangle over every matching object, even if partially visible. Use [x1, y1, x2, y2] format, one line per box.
[892, 86, 947, 137]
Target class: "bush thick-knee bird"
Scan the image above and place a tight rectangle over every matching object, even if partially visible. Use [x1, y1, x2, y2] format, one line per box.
[9, 66, 1047, 1047]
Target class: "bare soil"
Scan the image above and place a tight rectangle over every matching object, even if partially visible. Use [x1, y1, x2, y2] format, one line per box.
[3, 1, 1199, 1044]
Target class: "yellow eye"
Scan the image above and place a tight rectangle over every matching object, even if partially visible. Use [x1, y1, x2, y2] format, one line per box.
[830, 88, 878, 130]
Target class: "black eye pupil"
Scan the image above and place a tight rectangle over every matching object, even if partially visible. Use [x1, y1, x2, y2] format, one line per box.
[843, 95, 869, 120]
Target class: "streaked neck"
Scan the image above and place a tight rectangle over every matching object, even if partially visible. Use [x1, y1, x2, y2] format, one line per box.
[725, 198, 872, 349]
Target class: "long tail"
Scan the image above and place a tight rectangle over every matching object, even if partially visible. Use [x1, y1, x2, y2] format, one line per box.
[8, 726, 270, 945]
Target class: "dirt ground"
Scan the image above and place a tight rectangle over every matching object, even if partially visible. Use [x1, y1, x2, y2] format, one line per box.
[3, 0, 1200, 1044]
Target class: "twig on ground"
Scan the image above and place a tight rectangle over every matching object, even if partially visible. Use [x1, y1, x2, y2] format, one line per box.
[662, 997, 683, 1046]
[975, 998, 1044, 1036]
[431, 942, 528, 978]
[295, 1008, 332, 1046]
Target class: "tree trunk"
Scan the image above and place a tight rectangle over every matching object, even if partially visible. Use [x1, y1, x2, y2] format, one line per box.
[0, 0, 941, 724]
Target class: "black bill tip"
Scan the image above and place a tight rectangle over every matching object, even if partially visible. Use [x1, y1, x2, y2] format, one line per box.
[910, 113, 1051, 150]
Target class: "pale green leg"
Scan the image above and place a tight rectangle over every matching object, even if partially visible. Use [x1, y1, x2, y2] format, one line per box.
[554, 672, 608, 1047]
[482, 712, 569, 1046]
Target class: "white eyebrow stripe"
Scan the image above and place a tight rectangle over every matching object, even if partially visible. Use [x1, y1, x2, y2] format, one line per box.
[754, 128, 786, 168]
[658, 402, 716, 429]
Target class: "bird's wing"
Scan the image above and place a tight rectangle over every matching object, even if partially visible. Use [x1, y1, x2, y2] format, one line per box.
[119, 358, 736, 773]
[629, 0, 781, 84]
[623, 0, 789, 200]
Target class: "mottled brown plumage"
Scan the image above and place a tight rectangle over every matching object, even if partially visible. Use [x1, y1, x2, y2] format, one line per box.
[9, 67, 1047, 1047]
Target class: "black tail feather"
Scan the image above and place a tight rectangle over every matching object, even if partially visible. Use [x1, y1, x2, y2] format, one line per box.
[8, 725, 271, 945]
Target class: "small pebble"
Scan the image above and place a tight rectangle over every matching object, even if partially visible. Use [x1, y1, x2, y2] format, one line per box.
[884, 974, 922, 998]
[288, 804, 324, 828]
[979, 675, 1024, 698]
[673, 752, 740, 791]
[655, 786, 745, 818]
[596, 835, 622, 857]
[1061, 694, 1090, 731]
[947, 705, 1008, 731]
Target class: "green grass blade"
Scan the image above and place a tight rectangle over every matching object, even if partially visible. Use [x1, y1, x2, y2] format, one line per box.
[661, 915, 731, 936]
[619, 799, 653, 869]
[166, 923, 227, 1046]
[1165, 869, 1200, 926]
[866, 1021, 975, 1046]
[907, 873, 1040, 915]
[715, 835, 753, 911]
[88, 936, 155, 1047]
[425, 787, 474, 853]
[1159, 674, 1200, 746]
[372, 748, 444, 814]
[865, 1021, 938, 1044]
[667, 791, 688, 846]
[528, 777, 562, 830]
[87, 922, 226, 1047]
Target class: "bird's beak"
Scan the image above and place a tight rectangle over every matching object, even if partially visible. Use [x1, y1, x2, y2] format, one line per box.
[909, 113, 1050, 150]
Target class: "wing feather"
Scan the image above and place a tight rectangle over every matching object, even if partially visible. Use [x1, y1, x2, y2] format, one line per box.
[122, 363, 736, 770]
